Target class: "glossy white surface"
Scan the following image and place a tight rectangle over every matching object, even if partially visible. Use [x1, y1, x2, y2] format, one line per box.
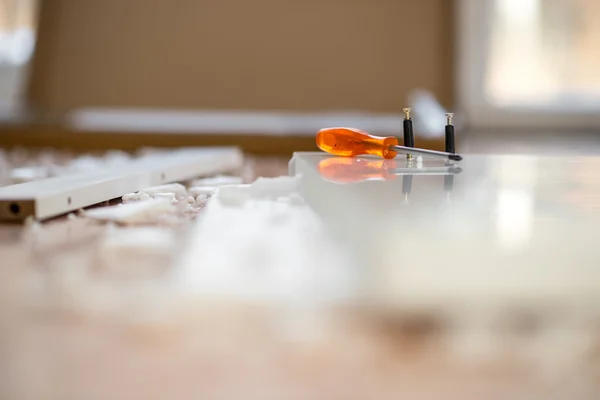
[291, 152, 600, 324]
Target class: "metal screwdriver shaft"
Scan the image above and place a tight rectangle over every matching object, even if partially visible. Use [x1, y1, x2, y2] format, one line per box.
[388, 144, 463, 161]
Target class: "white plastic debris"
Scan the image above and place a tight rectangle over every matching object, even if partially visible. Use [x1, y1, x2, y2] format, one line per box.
[215, 176, 300, 206]
[141, 183, 187, 197]
[47, 164, 69, 177]
[10, 166, 49, 183]
[67, 213, 77, 220]
[191, 176, 242, 187]
[122, 192, 139, 203]
[152, 192, 177, 202]
[121, 192, 154, 203]
[24, 215, 36, 226]
[217, 184, 251, 206]
[68, 155, 104, 172]
[137, 192, 152, 202]
[196, 194, 208, 203]
[84, 199, 176, 224]
[188, 186, 217, 197]
[23, 216, 41, 230]
[104, 150, 132, 166]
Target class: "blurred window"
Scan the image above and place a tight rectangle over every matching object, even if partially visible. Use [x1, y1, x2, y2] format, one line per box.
[0, 0, 37, 111]
[486, 0, 600, 107]
[458, 0, 600, 129]
[0, 0, 36, 66]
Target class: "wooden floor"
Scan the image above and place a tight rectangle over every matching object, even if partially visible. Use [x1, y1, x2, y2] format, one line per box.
[2, 133, 600, 399]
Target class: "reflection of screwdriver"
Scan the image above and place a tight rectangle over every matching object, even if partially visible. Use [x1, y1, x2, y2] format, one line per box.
[402, 174, 413, 204]
[316, 127, 463, 162]
[318, 157, 398, 183]
[317, 157, 462, 184]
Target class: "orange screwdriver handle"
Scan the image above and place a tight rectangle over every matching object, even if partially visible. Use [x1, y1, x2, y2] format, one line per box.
[316, 128, 399, 159]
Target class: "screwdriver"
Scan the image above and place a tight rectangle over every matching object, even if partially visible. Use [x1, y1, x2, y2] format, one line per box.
[316, 127, 463, 162]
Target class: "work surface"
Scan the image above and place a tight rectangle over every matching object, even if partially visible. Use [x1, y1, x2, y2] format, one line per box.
[2, 152, 600, 399]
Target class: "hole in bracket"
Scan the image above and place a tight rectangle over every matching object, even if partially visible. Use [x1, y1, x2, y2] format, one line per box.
[9, 203, 21, 215]
[67, 197, 72, 205]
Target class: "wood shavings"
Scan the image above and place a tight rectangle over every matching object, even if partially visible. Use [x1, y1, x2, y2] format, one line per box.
[83, 199, 177, 225]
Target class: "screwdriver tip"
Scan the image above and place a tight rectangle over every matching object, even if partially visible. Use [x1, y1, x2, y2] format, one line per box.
[445, 112, 454, 126]
[403, 108, 412, 120]
[448, 154, 462, 162]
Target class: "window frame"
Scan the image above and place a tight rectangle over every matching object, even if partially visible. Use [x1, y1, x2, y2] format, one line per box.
[456, 0, 600, 131]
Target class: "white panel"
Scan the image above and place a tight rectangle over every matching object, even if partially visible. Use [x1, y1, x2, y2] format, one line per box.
[0, 147, 243, 220]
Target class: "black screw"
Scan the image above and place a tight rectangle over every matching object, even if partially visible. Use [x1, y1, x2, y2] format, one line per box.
[445, 113, 455, 154]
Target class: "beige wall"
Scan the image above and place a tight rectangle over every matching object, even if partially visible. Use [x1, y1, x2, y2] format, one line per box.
[28, 0, 455, 113]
